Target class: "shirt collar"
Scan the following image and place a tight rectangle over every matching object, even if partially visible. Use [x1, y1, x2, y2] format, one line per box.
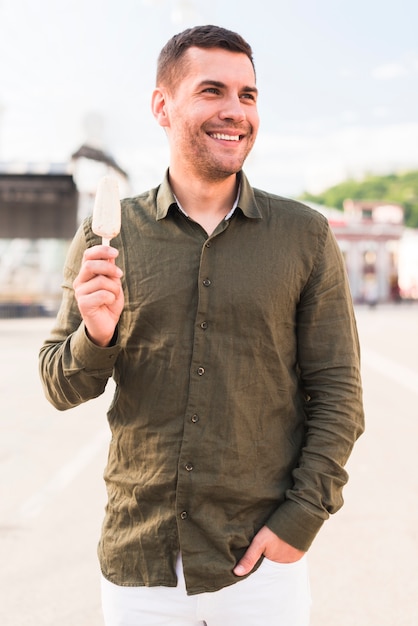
[155, 170, 262, 221]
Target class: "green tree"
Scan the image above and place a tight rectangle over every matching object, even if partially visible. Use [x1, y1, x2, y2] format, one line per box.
[300, 170, 418, 228]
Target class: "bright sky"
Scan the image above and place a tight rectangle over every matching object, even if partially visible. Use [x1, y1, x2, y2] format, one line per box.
[0, 0, 417, 196]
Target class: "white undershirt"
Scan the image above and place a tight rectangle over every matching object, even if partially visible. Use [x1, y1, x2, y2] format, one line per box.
[173, 185, 241, 222]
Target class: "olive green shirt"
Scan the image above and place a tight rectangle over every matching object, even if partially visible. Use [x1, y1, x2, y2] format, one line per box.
[39, 171, 364, 595]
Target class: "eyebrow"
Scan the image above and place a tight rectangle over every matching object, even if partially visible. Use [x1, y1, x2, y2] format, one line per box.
[197, 80, 258, 95]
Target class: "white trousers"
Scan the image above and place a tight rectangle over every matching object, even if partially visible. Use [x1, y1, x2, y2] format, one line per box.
[101, 555, 311, 626]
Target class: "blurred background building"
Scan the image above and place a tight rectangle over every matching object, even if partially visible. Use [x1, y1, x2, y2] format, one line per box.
[0, 146, 129, 316]
[314, 199, 406, 304]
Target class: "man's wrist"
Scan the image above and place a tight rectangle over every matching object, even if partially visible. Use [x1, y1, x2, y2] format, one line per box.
[85, 326, 118, 347]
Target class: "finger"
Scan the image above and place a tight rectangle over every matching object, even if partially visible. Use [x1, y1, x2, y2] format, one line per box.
[74, 261, 123, 289]
[78, 288, 121, 310]
[233, 543, 263, 577]
[83, 244, 119, 261]
[83, 259, 122, 279]
[75, 274, 122, 300]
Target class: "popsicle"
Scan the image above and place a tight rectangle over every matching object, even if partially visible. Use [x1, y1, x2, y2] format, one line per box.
[92, 176, 121, 245]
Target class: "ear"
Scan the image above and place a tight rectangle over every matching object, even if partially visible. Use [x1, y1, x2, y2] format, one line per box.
[151, 88, 170, 128]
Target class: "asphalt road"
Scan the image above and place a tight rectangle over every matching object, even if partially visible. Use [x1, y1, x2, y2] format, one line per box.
[0, 303, 417, 626]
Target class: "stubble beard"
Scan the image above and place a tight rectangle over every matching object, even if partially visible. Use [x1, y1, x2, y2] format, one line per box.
[189, 134, 255, 182]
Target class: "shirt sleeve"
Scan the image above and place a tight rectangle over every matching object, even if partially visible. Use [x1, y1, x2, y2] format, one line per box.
[39, 221, 121, 411]
[265, 218, 365, 551]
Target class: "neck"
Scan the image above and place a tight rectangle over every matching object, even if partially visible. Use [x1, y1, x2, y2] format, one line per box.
[168, 169, 239, 234]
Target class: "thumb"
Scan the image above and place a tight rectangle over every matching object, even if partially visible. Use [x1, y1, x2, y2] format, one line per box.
[233, 543, 263, 577]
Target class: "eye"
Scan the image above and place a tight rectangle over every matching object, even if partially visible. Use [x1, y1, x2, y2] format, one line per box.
[241, 92, 257, 102]
[203, 87, 221, 95]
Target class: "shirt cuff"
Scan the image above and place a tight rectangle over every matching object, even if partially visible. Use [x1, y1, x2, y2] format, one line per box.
[265, 498, 326, 552]
[70, 322, 121, 374]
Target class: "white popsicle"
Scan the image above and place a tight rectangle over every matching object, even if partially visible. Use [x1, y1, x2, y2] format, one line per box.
[92, 176, 121, 245]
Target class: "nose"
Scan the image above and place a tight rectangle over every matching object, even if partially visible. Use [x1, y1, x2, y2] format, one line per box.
[218, 93, 246, 122]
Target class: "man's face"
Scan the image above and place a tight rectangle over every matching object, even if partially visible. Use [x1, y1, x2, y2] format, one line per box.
[156, 47, 259, 181]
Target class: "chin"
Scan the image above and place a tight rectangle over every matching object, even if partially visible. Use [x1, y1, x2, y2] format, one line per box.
[206, 169, 240, 182]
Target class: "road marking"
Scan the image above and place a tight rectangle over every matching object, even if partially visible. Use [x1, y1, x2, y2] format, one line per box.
[19, 427, 109, 520]
[361, 348, 418, 396]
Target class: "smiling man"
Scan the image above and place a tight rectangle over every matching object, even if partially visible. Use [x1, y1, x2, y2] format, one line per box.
[39, 25, 364, 626]
[152, 42, 259, 235]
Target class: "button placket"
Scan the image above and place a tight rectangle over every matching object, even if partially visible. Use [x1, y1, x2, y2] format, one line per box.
[177, 240, 214, 536]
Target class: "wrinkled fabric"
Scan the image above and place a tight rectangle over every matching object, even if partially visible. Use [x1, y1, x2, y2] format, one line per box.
[39, 171, 364, 595]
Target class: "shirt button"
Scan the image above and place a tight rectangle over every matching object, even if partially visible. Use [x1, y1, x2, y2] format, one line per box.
[200, 321, 208, 330]
[205, 241, 211, 248]
[197, 367, 205, 376]
[191, 414, 199, 423]
[202, 278, 211, 287]
[185, 463, 194, 472]
[180, 511, 188, 520]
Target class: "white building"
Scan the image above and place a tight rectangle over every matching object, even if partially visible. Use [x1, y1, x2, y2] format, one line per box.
[312, 199, 405, 304]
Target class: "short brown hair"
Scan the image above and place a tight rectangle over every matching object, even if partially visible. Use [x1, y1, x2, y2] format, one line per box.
[156, 24, 255, 92]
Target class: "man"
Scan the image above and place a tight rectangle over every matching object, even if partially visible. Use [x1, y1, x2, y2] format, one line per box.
[39, 25, 364, 625]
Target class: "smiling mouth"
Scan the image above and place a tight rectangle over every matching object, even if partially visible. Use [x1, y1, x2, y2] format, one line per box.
[208, 132, 242, 142]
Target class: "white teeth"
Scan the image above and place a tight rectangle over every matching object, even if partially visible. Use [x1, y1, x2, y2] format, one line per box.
[210, 133, 240, 141]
